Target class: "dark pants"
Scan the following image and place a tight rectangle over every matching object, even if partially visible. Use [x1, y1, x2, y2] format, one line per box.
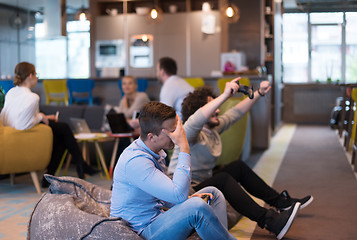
[193, 160, 280, 228]
[46, 121, 84, 175]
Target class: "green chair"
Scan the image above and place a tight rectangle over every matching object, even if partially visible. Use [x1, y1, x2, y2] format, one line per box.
[217, 77, 250, 94]
[216, 78, 251, 166]
[216, 98, 250, 166]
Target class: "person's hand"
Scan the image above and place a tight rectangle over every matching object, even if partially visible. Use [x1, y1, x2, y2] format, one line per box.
[40, 113, 49, 125]
[46, 114, 58, 122]
[162, 115, 190, 154]
[189, 192, 213, 201]
[223, 77, 240, 99]
[128, 118, 140, 129]
[258, 81, 271, 96]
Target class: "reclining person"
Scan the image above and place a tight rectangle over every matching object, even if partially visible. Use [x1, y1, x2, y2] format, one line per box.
[168, 79, 313, 240]
[110, 101, 236, 240]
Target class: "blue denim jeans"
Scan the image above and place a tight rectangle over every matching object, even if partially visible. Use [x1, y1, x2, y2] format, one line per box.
[140, 186, 236, 240]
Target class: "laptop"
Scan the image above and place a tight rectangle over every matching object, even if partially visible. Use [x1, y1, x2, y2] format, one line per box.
[106, 113, 134, 134]
[70, 117, 98, 139]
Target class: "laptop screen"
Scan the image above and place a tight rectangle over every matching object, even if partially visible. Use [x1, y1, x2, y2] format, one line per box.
[70, 118, 91, 134]
[106, 113, 134, 133]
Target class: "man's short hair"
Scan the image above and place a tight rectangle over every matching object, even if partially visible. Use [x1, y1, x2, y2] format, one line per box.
[181, 86, 217, 123]
[158, 57, 177, 76]
[139, 101, 176, 140]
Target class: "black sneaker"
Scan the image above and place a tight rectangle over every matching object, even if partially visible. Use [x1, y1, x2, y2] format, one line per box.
[276, 190, 314, 211]
[265, 202, 301, 240]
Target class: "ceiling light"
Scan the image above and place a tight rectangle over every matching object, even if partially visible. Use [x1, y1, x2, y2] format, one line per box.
[221, 3, 240, 23]
[150, 8, 158, 19]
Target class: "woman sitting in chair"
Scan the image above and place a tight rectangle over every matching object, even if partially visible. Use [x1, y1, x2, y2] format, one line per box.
[0, 62, 98, 187]
[117, 75, 150, 129]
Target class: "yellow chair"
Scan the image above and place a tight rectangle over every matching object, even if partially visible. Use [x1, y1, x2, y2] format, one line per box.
[0, 120, 53, 194]
[349, 88, 357, 151]
[216, 97, 249, 166]
[184, 78, 205, 88]
[43, 79, 69, 106]
[217, 77, 250, 95]
[216, 78, 251, 166]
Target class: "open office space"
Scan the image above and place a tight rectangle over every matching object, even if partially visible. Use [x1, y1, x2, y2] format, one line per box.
[1, 0, 357, 239]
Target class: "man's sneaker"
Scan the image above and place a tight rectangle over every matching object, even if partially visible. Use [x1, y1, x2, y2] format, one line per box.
[276, 190, 314, 211]
[265, 202, 301, 240]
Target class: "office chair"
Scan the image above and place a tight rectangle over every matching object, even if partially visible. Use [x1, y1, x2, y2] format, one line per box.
[0, 80, 14, 93]
[43, 79, 69, 106]
[183, 78, 205, 88]
[67, 79, 95, 106]
[217, 77, 251, 98]
[118, 78, 148, 97]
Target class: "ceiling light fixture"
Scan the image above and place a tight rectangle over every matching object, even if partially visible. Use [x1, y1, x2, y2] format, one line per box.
[221, 2, 240, 23]
[147, 0, 162, 23]
[150, 8, 158, 19]
[75, 0, 90, 22]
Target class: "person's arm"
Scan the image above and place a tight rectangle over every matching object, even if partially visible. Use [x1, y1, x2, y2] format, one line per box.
[215, 80, 271, 134]
[200, 78, 240, 118]
[232, 80, 271, 113]
[127, 116, 191, 204]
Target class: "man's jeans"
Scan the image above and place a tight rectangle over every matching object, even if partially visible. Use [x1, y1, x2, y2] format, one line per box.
[140, 186, 236, 240]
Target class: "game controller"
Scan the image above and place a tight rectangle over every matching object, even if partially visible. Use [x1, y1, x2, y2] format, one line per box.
[230, 80, 254, 99]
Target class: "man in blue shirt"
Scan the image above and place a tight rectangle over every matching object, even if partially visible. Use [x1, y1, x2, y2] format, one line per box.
[110, 101, 236, 240]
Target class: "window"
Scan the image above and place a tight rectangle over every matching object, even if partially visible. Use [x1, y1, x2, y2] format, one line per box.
[310, 13, 342, 83]
[282, 12, 355, 83]
[67, 20, 90, 79]
[282, 13, 308, 83]
[35, 20, 90, 79]
[346, 12, 357, 83]
[35, 23, 67, 79]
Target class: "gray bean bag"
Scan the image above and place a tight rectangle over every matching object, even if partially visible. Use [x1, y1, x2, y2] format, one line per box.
[27, 175, 143, 240]
[28, 175, 239, 239]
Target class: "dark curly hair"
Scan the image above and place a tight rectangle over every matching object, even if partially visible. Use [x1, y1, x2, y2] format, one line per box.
[181, 86, 217, 123]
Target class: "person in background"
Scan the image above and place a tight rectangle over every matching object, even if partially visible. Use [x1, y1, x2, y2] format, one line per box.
[156, 57, 194, 119]
[168, 79, 313, 240]
[0, 62, 98, 188]
[117, 75, 150, 129]
[110, 101, 236, 240]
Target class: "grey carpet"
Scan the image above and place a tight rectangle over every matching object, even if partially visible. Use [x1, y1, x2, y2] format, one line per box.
[251, 125, 357, 240]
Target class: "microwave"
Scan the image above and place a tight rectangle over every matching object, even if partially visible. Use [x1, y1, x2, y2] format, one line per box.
[95, 39, 125, 68]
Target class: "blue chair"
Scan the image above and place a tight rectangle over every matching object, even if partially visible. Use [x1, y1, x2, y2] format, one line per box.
[118, 78, 148, 97]
[67, 79, 95, 106]
[0, 80, 14, 93]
